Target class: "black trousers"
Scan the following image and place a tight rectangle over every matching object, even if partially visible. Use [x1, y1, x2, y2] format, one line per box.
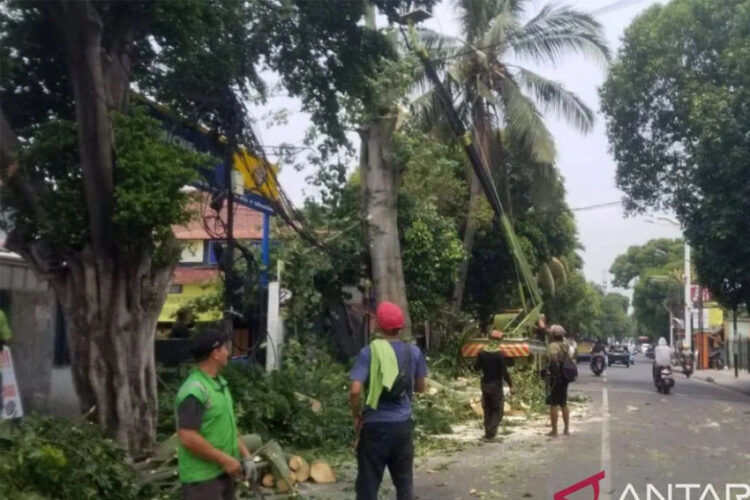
[356, 420, 414, 500]
[481, 381, 504, 438]
[181, 474, 234, 500]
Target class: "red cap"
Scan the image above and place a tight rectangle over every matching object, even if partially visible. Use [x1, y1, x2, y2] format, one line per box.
[376, 301, 405, 332]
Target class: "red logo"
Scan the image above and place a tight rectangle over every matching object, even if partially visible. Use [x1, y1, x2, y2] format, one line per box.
[554, 471, 606, 500]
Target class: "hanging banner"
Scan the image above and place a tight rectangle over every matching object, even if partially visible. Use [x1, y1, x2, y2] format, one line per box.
[1, 346, 23, 419]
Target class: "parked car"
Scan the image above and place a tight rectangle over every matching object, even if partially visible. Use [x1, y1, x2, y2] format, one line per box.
[645, 346, 655, 360]
[608, 345, 631, 367]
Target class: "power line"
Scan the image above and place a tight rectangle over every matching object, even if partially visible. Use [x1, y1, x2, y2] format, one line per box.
[571, 201, 623, 211]
[590, 0, 653, 15]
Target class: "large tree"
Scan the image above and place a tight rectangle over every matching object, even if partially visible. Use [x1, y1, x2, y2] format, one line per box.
[412, 0, 609, 325]
[600, 0, 750, 312]
[598, 292, 634, 341]
[0, 0, 418, 455]
[609, 239, 684, 340]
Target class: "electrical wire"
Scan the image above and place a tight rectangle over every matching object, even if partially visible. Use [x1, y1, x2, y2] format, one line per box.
[590, 0, 653, 15]
[571, 201, 623, 211]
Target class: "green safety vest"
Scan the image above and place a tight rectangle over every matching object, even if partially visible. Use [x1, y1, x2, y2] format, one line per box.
[175, 368, 239, 483]
[0, 310, 11, 342]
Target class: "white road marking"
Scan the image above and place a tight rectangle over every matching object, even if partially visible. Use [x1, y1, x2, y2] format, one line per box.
[601, 387, 612, 500]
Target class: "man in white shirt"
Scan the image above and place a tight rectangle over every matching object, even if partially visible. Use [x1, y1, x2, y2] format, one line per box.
[653, 337, 673, 382]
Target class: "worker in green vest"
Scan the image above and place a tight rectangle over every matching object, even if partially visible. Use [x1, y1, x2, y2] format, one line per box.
[0, 309, 11, 416]
[175, 330, 255, 500]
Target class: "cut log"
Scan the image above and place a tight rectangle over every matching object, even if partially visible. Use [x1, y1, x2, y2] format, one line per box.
[310, 459, 336, 484]
[295, 392, 323, 414]
[469, 397, 483, 417]
[258, 440, 295, 493]
[262, 474, 275, 488]
[293, 457, 310, 483]
[426, 378, 477, 403]
[288, 455, 303, 471]
[276, 476, 292, 492]
[450, 378, 469, 389]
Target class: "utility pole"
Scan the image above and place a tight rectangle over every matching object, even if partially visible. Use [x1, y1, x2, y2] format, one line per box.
[684, 242, 692, 352]
[734, 308, 739, 378]
[645, 216, 691, 351]
[669, 310, 674, 348]
[223, 109, 237, 347]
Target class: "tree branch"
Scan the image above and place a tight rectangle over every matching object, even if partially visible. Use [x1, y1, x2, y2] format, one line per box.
[0, 108, 49, 224]
[48, 0, 115, 254]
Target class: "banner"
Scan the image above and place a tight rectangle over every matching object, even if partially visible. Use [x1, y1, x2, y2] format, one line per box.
[1, 346, 24, 419]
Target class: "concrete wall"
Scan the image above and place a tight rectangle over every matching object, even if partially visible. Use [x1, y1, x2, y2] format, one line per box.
[8, 289, 57, 413]
[0, 251, 57, 415]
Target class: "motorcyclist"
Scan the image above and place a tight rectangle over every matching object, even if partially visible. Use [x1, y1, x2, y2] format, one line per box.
[590, 339, 607, 370]
[591, 339, 607, 356]
[653, 337, 673, 382]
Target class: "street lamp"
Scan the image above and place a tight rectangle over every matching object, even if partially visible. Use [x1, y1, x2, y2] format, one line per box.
[644, 216, 692, 351]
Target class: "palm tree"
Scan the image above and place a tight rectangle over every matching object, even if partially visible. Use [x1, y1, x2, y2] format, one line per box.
[408, 0, 610, 325]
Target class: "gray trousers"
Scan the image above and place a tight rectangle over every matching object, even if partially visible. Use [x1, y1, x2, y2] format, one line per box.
[182, 474, 235, 500]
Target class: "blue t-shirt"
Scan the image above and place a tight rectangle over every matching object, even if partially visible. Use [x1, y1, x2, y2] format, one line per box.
[349, 340, 428, 423]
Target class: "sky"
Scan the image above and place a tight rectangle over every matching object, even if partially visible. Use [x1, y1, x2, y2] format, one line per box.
[250, 0, 683, 296]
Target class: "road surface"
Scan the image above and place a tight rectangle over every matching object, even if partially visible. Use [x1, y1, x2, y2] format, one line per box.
[306, 355, 750, 499]
[404, 355, 750, 500]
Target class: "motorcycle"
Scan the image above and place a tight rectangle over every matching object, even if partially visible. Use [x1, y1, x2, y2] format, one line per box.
[654, 365, 675, 394]
[591, 353, 606, 376]
[709, 348, 725, 369]
[681, 352, 693, 378]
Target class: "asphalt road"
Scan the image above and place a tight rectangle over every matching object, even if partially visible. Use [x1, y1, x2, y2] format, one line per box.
[407, 355, 750, 500]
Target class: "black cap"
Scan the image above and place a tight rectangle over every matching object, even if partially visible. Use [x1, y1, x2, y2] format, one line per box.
[190, 330, 229, 359]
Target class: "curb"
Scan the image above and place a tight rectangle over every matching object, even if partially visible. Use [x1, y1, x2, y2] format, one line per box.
[687, 370, 750, 397]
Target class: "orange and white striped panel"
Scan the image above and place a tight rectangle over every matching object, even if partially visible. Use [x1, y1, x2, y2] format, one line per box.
[500, 344, 531, 358]
[461, 342, 533, 358]
[460, 342, 486, 358]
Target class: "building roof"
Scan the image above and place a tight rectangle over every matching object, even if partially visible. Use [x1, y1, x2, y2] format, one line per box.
[173, 194, 263, 240]
[173, 267, 220, 285]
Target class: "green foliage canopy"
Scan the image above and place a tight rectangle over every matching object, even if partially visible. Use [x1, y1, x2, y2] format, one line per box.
[609, 239, 684, 340]
[600, 0, 750, 310]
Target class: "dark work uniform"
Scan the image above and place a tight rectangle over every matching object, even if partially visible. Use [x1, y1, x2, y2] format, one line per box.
[350, 341, 428, 500]
[474, 349, 513, 439]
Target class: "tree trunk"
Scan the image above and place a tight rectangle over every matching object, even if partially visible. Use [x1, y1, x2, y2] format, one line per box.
[360, 116, 412, 337]
[448, 101, 499, 332]
[49, 246, 174, 456]
[449, 169, 482, 327]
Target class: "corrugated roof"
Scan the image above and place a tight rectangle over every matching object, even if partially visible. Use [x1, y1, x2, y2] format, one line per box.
[173, 194, 263, 240]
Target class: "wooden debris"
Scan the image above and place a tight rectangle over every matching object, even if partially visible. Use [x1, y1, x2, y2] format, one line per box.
[293, 458, 310, 483]
[258, 440, 296, 493]
[450, 378, 469, 389]
[295, 392, 323, 414]
[310, 459, 336, 484]
[470, 396, 483, 417]
[288, 455, 303, 471]
[276, 473, 295, 492]
[262, 474, 275, 488]
[152, 434, 179, 462]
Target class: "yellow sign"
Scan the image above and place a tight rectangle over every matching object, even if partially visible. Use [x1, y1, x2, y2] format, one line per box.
[233, 150, 280, 201]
